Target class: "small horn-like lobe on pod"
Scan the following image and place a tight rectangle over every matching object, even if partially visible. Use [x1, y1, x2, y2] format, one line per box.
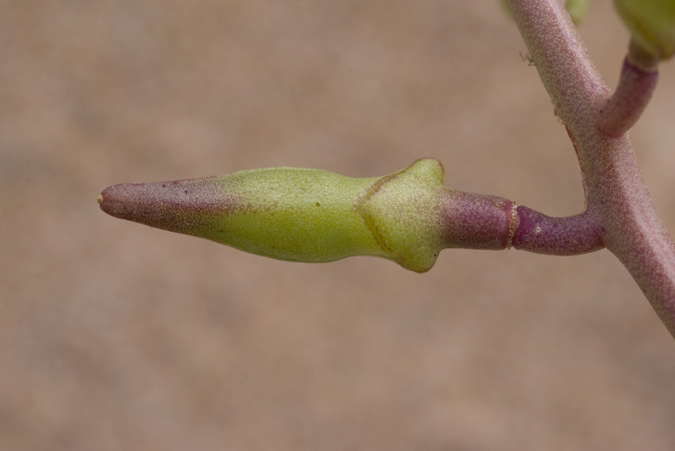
[357, 158, 447, 273]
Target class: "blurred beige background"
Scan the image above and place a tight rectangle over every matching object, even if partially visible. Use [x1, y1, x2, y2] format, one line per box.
[2, 1, 675, 450]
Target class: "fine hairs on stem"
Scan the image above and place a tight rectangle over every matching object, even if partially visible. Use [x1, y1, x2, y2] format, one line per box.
[505, 0, 675, 337]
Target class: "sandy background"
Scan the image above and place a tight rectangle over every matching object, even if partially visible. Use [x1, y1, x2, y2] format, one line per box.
[2, 1, 675, 450]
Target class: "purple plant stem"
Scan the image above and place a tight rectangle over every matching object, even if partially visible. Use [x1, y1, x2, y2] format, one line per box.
[438, 191, 604, 256]
[598, 57, 658, 137]
[438, 191, 518, 250]
[505, 0, 675, 338]
[512, 207, 603, 255]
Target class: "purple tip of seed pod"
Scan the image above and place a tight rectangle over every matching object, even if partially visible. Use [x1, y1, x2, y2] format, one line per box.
[98, 177, 238, 235]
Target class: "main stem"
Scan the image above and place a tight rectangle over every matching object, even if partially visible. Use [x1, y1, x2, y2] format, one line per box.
[505, 0, 675, 339]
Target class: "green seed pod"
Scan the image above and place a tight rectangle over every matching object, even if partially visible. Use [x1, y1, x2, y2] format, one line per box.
[615, 0, 675, 60]
[99, 159, 517, 273]
[100, 159, 448, 272]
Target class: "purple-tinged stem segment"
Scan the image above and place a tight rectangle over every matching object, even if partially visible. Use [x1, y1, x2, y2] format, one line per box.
[512, 207, 603, 255]
[597, 55, 658, 137]
[438, 191, 518, 250]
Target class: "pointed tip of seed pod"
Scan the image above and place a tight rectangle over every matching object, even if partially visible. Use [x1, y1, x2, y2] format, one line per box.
[98, 183, 143, 221]
[98, 177, 238, 238]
